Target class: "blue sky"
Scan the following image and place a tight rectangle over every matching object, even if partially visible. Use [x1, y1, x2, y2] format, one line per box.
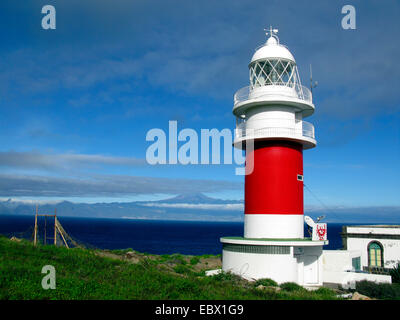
[0, 0, 399, 210]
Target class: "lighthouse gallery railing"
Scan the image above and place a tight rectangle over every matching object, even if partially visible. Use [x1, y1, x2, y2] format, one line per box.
[235, 118, 315, 140]
[234, 84, 312, 106]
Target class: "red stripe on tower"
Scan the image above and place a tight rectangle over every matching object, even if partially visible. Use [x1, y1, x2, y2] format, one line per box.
[245, 141, 303, 215]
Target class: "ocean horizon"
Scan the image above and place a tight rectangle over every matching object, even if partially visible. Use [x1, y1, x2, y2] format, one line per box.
[0, 214, 369, 255]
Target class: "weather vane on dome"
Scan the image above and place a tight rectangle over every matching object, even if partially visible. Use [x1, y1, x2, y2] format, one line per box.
[264, 26, 279, 38]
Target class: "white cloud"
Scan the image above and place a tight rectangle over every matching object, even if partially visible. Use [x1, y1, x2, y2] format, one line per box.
[141, 202, 243, 211]
[0, 151, 146, 171]
[0, 173, 242, 198]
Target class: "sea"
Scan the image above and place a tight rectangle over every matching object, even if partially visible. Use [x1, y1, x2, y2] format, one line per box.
[0, 215, 352, 255]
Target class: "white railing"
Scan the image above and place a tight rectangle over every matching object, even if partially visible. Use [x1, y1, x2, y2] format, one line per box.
[302, 121, 315, 139]
[235, 118, 315, 140]
[234, 84, 312, 106]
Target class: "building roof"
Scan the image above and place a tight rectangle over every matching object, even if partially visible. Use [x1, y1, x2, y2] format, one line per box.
[347, 225, 400, 228]
[343, 225, 400, 237]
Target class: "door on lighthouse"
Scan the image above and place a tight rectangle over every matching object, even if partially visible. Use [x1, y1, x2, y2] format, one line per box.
[304, 255, 319, 284]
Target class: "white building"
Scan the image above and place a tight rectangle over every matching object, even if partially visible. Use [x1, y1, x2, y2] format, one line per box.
[341, 225, 400, 270]
[321, 225, 399, 288]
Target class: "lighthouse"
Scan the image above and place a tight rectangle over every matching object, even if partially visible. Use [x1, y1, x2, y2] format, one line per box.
[220, 28, 328, 287]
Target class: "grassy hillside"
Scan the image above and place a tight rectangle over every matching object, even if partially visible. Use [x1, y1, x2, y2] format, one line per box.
[0, 236, 339, 300]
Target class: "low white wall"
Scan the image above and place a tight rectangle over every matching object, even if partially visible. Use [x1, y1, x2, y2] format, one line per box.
[323, 249, 392, 288]
[324, 271, 392, 289]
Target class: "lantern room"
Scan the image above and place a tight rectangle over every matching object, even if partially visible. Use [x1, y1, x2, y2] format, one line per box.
[249, 33, 300, 89]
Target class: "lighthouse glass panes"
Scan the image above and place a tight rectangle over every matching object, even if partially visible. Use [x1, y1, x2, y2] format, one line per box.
[249, 58, 299, 89]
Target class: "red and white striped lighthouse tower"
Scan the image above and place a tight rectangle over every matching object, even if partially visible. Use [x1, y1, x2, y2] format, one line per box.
[235, 27, 316, 239]
[221, 28, 328, 286]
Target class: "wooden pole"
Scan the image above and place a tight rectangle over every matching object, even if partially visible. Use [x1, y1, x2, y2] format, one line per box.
[54, 211, 57, 246]
[44, 215, 47, 245]
[55, 222, 69, 248]
[34, 205, 38, 246]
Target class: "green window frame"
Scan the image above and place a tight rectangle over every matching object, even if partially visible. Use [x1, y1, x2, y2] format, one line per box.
[352, 257, 361, 271]
[368, 241, 383, 267]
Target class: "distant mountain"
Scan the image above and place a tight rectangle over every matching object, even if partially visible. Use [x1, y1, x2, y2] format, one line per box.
[0, 194, 399, 223]
[156, 193, 243, 204]
[0, 193, 244, 222]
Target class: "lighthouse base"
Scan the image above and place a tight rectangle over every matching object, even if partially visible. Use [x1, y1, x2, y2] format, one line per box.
[220, 237, 328, 286]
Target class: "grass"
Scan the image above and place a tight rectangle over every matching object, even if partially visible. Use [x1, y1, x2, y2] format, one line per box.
[354, 280, 400, 300]
[279, 282, 307, 292]
[0, 236, 339, 300]
[390, 263, 400, 283]
[190, 256, 200, 265]
[254, 278, 278, 287]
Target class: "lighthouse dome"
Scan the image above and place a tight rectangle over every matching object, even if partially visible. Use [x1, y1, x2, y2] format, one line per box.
[251, 36, 295, 63]
[247, 31, 301, 90]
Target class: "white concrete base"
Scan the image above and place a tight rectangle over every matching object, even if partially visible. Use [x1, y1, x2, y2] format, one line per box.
[323, 271, 392, 289]
[221, 237, 325, 286]
[244, 214, 304, 239]
[205, 269, 222, 277]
